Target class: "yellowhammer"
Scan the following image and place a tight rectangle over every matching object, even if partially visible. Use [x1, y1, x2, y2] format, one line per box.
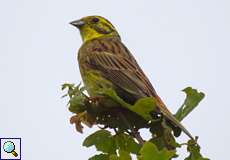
[70, 16, 193, 139]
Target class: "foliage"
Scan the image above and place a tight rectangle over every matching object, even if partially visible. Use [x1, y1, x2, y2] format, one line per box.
[138, 142, 175, 160]
[62, 83, 209, 160]
[184, 139, 209, 160]
[175, 87, 205, 121]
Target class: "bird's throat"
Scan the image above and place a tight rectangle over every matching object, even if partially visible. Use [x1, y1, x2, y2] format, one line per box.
[79, 27, 119, 43]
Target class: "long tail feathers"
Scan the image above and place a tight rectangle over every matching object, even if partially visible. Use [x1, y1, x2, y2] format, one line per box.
[155, 95, 194, 140]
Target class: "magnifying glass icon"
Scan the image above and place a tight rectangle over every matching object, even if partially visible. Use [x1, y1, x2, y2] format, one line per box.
[3, 141, 18, 157]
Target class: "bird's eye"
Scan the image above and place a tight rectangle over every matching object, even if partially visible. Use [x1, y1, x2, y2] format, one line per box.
[91, 18, 99, 23]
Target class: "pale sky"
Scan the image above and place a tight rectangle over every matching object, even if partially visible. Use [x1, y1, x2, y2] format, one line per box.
[0, 0, 229, 159]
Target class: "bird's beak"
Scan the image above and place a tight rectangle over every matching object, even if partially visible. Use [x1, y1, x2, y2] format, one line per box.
[69, 19, 85, 28]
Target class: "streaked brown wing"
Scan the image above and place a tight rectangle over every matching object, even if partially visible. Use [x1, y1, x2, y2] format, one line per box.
[85, 51, 156, 99]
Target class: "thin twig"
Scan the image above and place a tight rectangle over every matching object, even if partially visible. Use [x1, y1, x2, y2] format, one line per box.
[118, 112, 145, 145]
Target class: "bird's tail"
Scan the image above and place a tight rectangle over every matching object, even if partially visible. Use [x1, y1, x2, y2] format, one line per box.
[155, 95, 194, 140]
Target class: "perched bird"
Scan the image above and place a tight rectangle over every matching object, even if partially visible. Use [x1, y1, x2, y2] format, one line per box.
[70, 16, 193, 139]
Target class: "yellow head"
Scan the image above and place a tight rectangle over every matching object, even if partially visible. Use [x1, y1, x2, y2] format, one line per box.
[70, 16, 120, 42]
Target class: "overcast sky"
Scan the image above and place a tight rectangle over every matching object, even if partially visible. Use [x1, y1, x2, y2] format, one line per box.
[0, 0, 229, 159]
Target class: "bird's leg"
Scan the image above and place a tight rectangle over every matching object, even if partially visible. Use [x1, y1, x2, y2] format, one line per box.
[118, 112, 145, 145]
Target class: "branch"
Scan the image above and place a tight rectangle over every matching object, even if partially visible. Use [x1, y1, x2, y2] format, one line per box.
[118, 112, 145, 145]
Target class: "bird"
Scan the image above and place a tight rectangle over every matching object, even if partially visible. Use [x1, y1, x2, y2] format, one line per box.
[70, 15, 193, 139]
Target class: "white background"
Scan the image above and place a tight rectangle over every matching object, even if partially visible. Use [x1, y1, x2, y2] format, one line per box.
[0, 0, 229, 159]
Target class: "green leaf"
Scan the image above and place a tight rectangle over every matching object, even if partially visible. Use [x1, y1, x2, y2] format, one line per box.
[97, 88, 157, 121]
[88, 151, 131, 160]
[175, 87, 205, 121]
[115, 133, 141, 154]
[109, 155, 119, 160]
[185, 139, 209, 160]
[83, 130, 116, 154]
[68, 94, 86, 113]
[89, 154, 110, 160]
[61, 83, 75, 91]
[138, 142, 175, 160]
[131, 97, 157, 120]
[62, 83, 88, 113]
[149, 135, 179, 151]
[109, 150, 132, 160]
[118, 150, 132, 160]
[97, 88, 131, 108]
[61, 83, 75, 98]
